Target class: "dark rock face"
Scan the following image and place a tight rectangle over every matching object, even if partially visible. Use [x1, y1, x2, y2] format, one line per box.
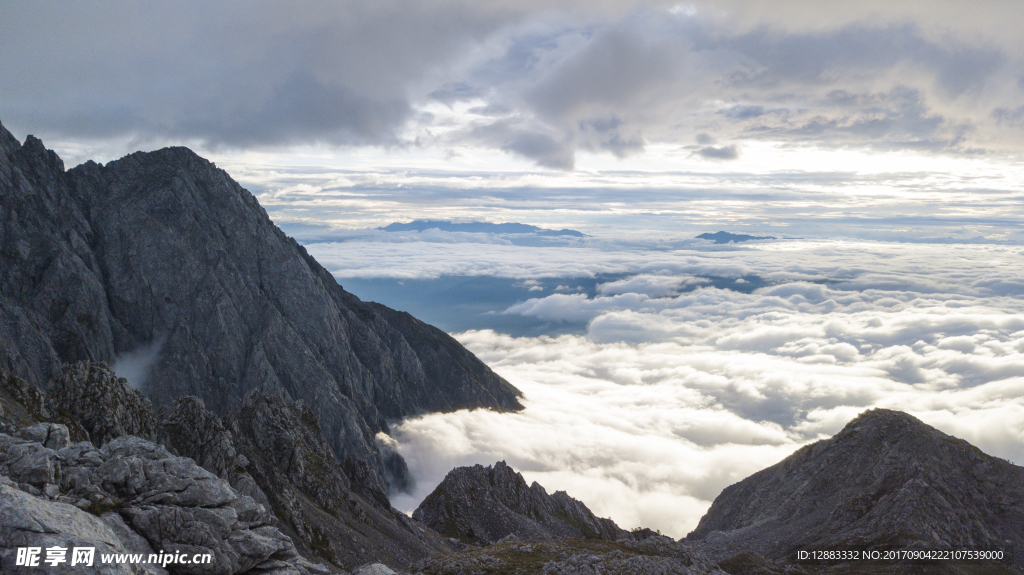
[49, 361, 159, 447]
[413, 461, 630, 545]
[159, 395, 273, 513]
[160, 396, 247, 483]
[0, 119, 522, 499]
[228, 392, 455, 570]
[0, 369, 88, 441]
[687, 409, 1024, 571]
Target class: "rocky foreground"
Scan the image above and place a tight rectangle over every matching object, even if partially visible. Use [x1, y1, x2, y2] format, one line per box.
[0, 421, 329, 575]
[0, 363, 460, 573]
[407, 535, 727, 575]
[2, 363, 1023, 574]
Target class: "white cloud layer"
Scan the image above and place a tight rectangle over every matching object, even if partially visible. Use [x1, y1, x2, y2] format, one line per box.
[387, 239, 1024, 537]
[307, 237, 1024, 285]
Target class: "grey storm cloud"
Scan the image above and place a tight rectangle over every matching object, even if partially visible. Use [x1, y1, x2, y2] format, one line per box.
[463, 118, 577, 170]
[0, 1, 525, 148]
[452, 13, 1015, 165]
[719, 105, 767, 119]
[2, 1, 1023, 165]
[697, 144, 739, 160]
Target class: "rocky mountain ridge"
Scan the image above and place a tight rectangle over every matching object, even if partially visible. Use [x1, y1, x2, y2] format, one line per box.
[409, 410, 1023, 574]
[687, 408, 1024, 572]
[0, 119, 522, 505]
[413, 461, 631, 545]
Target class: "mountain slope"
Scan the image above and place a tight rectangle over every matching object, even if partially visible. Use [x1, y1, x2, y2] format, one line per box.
[0, 120, 522, 502]
[687, 409, 1024, 571]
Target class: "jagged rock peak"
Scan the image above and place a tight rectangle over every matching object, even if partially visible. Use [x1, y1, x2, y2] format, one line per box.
[17, 134, 65, 174]
[687, 408, 1024, 571]
[413, 460, 631, 545]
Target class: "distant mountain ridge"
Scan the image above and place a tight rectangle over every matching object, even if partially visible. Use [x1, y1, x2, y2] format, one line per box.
[697, 231, 776, 243]
[381, 220, 586, 237]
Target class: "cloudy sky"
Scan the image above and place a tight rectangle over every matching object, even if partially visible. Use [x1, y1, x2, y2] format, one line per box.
[4, 0, 1024, 537]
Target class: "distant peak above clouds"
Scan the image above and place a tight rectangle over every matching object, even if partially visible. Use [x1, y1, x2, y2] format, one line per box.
[696, 231, 776, 244]
[380, 220, 586, 237]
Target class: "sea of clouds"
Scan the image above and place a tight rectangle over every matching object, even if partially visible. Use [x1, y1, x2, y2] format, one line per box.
[301, 237, 1024, 537]
[217, 141, 1024, 538]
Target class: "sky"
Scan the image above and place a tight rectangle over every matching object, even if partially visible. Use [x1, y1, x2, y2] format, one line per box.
[3, 0, 1024, 538]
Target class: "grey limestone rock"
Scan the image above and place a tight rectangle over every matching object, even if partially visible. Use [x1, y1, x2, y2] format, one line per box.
[0, 424, 328, 575]
[0, 480, 160, 575]
[100, 512, 166, 575]
[353, 564, 397, 575]
[413, 461, 631, 545]
[92, 436, 237, 508]
[17, 422, 71, 450]
[687, 409, 1024, 571]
